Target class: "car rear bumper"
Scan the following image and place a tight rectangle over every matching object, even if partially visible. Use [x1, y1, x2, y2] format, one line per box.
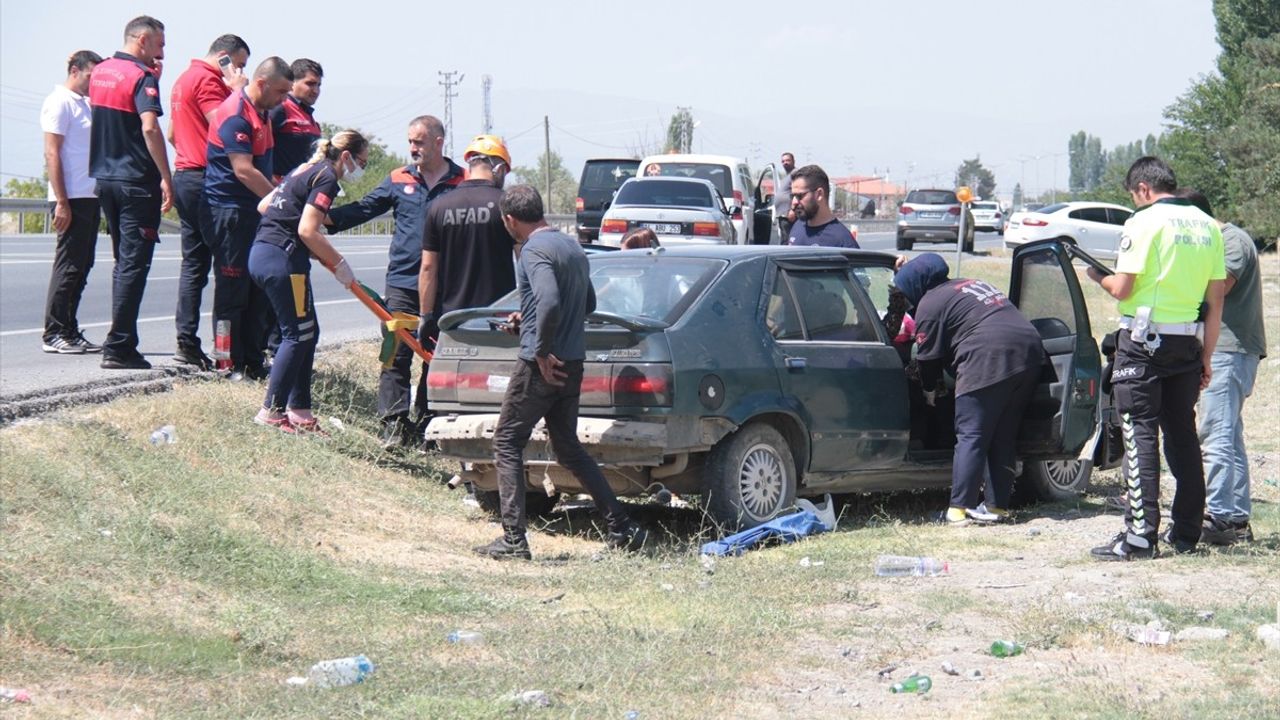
[898, 224, 960, 241]
[425, 413, 669, 465]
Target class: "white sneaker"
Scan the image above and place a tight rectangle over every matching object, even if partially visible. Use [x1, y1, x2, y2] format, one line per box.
[41, 336, 85, 354]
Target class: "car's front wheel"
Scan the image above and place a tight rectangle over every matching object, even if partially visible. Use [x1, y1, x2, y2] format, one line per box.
[896, 233, 913, 251]
[704, 422, 797, 530]
[1018, 458, 1093, 503]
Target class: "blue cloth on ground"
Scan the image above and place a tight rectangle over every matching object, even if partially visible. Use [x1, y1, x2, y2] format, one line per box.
[700, 495, 836, 557]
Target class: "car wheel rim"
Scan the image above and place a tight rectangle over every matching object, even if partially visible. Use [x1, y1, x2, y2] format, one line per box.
[1043, 459, 1082, 492]
[738, 442, 785, 519]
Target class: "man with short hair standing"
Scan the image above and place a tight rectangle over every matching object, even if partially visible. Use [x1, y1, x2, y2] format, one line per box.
[40, 49, 103, 355]
[89, 15, 172, 370]
[1087, 157, 1226, 561]
[327, 115, 465, 444]
[270, 58, 323, 180]
[204, 57, 293, 380]
[787, 164, 859, 248]
[169, 34, 250, 369]
[475, 185, 647, 560]
[1176, 189, 1267, 546]
[775, 151, 796, 238]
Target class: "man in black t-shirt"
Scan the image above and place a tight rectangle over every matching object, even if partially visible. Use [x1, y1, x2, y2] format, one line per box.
[786, 165, 858, 248]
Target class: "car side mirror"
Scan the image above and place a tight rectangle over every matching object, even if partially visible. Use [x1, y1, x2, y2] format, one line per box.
[726, 205, 741, 217]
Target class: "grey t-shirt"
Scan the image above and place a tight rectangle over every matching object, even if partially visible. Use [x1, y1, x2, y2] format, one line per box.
[1218, 223, 1266, 357]
[517, 227, 596, 362]
[773, 168, 792, 217]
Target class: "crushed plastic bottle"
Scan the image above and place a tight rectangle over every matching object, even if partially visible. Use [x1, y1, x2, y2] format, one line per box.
[874, 555, 949, 577]
[989, 640, 1024, 657]
[149, 424, 177, 445]
[890, 674, 932, 694]
[514, 690, 551, 707]
[1, 687, 32, 703]
[446, 630, 484, 646]
[307, 654, 375, 688]
[624, 711, 640, 720]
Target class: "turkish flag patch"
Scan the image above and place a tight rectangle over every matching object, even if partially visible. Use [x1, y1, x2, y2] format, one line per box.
[235, 132, 250, 143]
[313, 192, 332, 211]
[144, 87, 158, 97]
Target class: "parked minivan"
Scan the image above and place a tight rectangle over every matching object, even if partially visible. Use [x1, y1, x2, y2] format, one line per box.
[576, 158, 640, 243]
[636, 153, 762, 245]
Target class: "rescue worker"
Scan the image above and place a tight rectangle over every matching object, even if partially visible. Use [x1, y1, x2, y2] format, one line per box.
[88, 15, 172, 370]
[327, 115, 465, 446]
[894, 253, 1045, 524]
[1087, 156, 1225, 560]
[248, 130, 367, 432]
[269, 59, 323, 180]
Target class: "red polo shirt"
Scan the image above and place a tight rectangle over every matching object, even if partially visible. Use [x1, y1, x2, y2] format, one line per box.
[170, 59, 230, 170]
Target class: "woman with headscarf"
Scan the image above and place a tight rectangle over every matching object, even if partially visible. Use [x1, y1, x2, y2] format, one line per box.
[894, 253, 1046, 524]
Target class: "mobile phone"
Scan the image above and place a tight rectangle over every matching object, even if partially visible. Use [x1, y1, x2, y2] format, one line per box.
[218, 55, 232, 70]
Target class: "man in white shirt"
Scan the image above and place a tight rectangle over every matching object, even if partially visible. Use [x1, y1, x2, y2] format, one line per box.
[41, 50, 104, 354]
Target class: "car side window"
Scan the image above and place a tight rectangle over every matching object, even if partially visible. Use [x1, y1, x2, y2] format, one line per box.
[766, 271, 804, 340]
[1013, 248, 1078, 338]
[851, 265, 897, 319]
[773, 269, 880, 343]
[1069, 207, 1109, 223]
[1105, 207, 1132, 225]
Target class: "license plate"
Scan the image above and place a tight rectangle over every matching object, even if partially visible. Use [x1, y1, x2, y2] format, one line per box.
[643, 223, 681, 235]
[919, 212, 942, 219]
[487, 374, 510, 393]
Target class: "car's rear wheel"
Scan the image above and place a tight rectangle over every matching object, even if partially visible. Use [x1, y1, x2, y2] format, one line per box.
[896, 233, 913, 251]
[1016, 458, 1093, 504]
[704, 423, 797, 530]
[962, 226, 975, 252]
[476, 488, 560, 519]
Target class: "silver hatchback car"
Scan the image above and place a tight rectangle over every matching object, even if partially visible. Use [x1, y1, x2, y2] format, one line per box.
[896, 188, 975, 251]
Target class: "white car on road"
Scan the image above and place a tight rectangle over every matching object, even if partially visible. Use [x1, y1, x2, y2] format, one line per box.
[971, 200, 1005, 234]
[636, 153, 759, 245]
[598, 177, 736, 247]
[1004, 201, 1133, 260]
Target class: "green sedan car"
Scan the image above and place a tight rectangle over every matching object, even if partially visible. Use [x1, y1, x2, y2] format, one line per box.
[425, 239, 1119, 529]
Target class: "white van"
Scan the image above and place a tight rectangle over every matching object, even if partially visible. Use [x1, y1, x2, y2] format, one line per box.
[636, 153, 779, 245]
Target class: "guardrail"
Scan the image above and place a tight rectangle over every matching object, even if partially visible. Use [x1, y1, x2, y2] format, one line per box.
[1, 196, 181, 234]
[329, 211, 577, 237]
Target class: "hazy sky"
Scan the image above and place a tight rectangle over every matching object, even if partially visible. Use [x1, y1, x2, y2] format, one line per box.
[1, 1, 1219, 200]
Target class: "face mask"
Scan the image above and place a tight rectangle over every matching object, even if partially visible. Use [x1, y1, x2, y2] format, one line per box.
[344, 156, 365, 182]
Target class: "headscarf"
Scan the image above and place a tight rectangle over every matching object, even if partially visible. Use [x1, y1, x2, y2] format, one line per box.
[893, 253, 950, 309]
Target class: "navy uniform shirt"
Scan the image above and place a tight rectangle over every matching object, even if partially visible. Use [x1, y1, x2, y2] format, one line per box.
[421, 179, 517, 316]
[269, 95, 321, 179]
[913, 278, 1045, 396]
[328, 158, 465, 290]
[256, 161, 339, 261]
[88, 52, 164, 184]
[204, 90, 273, 208]
[787, 218, 859, 248]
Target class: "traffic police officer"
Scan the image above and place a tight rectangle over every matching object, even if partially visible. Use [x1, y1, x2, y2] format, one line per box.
[1088, 156, 1226, 561]
[88, 15, 172, 370]
[326, 115, 465, 445]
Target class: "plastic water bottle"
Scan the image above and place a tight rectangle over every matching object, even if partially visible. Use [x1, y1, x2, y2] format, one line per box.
[306, 654, 375, 688]
[874, 555, 949, 577]
[990, 640, 1024, 657]
[149, 424, 177, 445]
[890, 675, 932, 693]
[1, 687, 32, 703]
[213, 319, 232, 371]
[446, 630, 484, 645]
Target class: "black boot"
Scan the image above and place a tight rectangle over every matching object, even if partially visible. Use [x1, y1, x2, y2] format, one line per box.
[606, 521, 649, 552]
[473, 525, 531, 560]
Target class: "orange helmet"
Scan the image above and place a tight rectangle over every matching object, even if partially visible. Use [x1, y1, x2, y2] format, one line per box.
[462, 134, 511, 166]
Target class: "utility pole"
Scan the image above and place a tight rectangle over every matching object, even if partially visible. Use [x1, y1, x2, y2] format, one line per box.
[438, 70, 464, 158]
[481, 75, 493, 134]
[544, 115, 552, 213]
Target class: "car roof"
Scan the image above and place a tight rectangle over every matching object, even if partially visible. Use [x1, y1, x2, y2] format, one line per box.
[583, 157, 639, 164]
[598, 244, 898, 265]
[619, 176, 719, 190]
[1044, 201, 1133, 212]
[637, 153, 747, 166]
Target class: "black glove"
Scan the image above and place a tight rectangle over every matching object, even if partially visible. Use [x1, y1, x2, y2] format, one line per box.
[418, 313, 439, 351]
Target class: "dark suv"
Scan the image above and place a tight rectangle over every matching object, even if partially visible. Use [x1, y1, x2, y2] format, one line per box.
[576, 158, 639, 243]
[897, 188, 975, 252]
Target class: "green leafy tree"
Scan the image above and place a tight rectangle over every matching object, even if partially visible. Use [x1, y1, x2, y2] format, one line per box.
[318, 122, 407, 208]
[954, 156, 996, 199]
[1068, 131, 1087, 193]
[4, 175, 49, 233]
[1216, 33, 1280, 244]
[513, 149, 576, 215]
[664, 108, 694, 154]
[1084, 136, 1105, 191]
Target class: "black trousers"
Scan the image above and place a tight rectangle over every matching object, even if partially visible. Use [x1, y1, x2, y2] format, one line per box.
[492, 359, 628, 531]
[42, 197, 100, 342]
[173, 169, 213, 350]
[1111, 330, 1205, 544]
[950, 367, 1039, 510]
[377, 285, 431, 422]
[208, 205, 270, 370]
[97, 179, 160, 360]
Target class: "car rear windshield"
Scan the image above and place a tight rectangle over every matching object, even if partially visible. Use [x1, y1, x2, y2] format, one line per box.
[614, 179, 716, 209]
[581, 161, 638, 192]
[905, 190, 958, 205]
[972, 201, 999, 210]
[590, 256, 726, 324]
[640, 161, 732, 197]
[1036, 203, 1069, 215]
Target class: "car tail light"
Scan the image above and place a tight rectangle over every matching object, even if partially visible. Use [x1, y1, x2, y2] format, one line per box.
[732, 190, 744, 220]
[575, 197, 585, 212]
[692, 222, 720, 236]
[899, 205, 913, 215]
[947, 206, 961, 216]
[994, 212, 1002, 219]
[601, 218, 628, 234]
[580, 363, 673, 407]
[1023, 217, 1048, 226]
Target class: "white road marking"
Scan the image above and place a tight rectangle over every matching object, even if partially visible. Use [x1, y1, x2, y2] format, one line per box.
[0, 298, 361, 337]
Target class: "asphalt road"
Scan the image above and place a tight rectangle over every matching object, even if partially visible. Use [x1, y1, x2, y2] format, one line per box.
[0, 230, 1007, 399]
[0, 233, 395, 397]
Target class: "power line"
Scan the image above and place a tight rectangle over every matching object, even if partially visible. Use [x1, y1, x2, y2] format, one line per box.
[549, 123, 631, 151]
[504, 121, 545, 142]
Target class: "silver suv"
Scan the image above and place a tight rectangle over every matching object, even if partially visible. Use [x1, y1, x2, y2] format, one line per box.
[897, 189, 974, 252]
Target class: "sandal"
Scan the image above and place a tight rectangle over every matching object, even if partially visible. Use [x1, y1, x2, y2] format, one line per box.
[254, 409, 296, 434]
[287, 413, 329, 436]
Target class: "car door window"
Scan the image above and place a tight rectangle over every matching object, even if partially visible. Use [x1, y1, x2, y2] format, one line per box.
[766, 272, 804, 340]
[771, 269, 880, 342]
[1068, 207, 1109, 224]
[1012, 248, 1078, 339]
[1105, 207, 1132, 225]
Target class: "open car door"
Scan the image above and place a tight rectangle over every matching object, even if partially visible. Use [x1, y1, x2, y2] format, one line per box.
[753, 164, 779, 245]
[1009, 238, 1102, 459]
